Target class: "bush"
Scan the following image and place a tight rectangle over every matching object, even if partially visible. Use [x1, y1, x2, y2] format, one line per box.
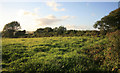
[104, 30, 120, 71]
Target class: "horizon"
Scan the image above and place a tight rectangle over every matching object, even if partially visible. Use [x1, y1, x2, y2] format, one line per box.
[0, 2, 118, 31]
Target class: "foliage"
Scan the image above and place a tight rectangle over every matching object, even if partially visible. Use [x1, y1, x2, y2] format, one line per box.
[2, 29, 15, 38]
[33, 26, 100, 37]
[103, 30, 120, 71]
[93, 8, 120, 34]
[2, 21, 20, 38]
[2, 21, 27, 38]
[2, 21, 21, 32]
[14, 30, 26, 38]
[2, 36, 118, 72]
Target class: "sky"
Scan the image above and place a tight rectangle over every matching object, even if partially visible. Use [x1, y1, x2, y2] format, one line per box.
[0, 2, 118, 31]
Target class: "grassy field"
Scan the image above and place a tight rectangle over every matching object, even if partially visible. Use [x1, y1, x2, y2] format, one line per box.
[2, 36, 116, 73]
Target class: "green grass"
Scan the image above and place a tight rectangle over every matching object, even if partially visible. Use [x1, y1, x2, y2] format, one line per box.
[2, 36, 112, 72]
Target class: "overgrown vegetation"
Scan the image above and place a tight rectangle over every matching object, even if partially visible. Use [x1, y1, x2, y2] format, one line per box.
[2, 36, 118, 73]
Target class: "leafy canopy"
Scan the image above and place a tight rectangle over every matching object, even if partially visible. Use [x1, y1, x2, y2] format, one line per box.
[2, 21, 21, 37]
[3, 21, 21, 32]
[93, 8, 120, 33]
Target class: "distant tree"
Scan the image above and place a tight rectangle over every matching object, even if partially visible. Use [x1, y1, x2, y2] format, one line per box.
[34, 28, 44, 37]
[43, 27, 53, 37]
[66, 30, 77, 36]
[14, 30, 26, 38]
[35, 28, 44, 34]
[2, 29, 15, 38]
[57, 26, 67, 36]
[44, 27, 53, 32]
[3, 21, 21, 32]
[93, 8, 120, 34]
[2, 21, 21, 37]
[53, 27, 58, 32]
[53, 27, 58, 36]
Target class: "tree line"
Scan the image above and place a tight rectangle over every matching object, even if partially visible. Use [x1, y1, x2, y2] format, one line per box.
[1, 22, 100, 38]
[1, 8, 120, 38]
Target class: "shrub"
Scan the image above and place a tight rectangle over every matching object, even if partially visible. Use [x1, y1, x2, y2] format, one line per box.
[104, 30, 120, 71]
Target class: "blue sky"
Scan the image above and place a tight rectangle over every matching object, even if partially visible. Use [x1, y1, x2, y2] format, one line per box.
[0, 2, 118, 31]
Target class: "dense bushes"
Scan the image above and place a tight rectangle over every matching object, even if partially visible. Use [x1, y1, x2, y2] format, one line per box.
[104, 30, 120, 71]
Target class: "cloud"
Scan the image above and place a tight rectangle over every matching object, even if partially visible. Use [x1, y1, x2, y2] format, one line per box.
[17, 9, 73, 27]
[36, 15, 62, 25]
[34, 8, 40, 13]
[65, 24, 91, 30]
[17, 9, 38, 16]
[46, 15, 56, 19]
[61, 16, 70, 19]
[36, 15, 73, 25]
[61, 16, 76, 19]
[46, 1, 65, 11]
[16, 9, 41, 31]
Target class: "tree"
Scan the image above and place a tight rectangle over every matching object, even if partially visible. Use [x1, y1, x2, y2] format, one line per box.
[14, 30, 26, 38]
[3, 21, 21, 32]
[93, 8, 120, 34]
[44, 27, 53, 33]
[66, 30, 77, 36]
[34, 28, 44, 37]
[44, 27, 53, 37]
[56, 26, 67, 36]
[2, 21, 21, 37]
